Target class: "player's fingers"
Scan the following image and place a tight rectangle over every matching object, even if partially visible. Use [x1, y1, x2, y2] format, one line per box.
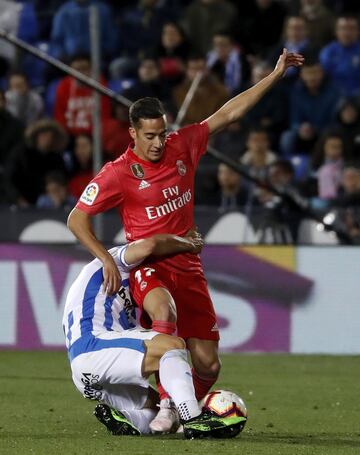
[109, 271, 120, 295]
[103, 272, 109, 293]
[108, 273, 117, 295]
[113, 273, 120, 294]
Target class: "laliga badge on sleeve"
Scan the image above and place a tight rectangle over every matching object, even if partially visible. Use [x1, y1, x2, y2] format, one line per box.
[80, 183, 99, 205]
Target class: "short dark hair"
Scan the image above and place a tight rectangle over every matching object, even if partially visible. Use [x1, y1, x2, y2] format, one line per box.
[129, 97, 165, 128]
[8, 71, 29, 82]
[68, 53, 91, 65]
[247, 126, 269, 137]
[45, 171, 68, 187]
[270, 159, 294, 176]
[213, 30, 234, 42]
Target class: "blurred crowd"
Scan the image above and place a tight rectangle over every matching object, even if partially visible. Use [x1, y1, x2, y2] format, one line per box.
[0, 0, 360, 243]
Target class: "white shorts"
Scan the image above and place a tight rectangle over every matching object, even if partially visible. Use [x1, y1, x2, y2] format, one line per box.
[70, 328, 159, 411]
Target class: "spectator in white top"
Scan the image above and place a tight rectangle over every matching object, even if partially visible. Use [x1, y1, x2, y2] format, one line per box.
[5, 72, 44, 126]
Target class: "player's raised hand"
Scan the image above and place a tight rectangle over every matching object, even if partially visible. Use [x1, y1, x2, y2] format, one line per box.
[102, 256, 121, 295]
[274, 48, 304, 78]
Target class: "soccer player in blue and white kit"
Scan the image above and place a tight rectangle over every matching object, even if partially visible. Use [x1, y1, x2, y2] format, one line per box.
[63, 232, 245, 439]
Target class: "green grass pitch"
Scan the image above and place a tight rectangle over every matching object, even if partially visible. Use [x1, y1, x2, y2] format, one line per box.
[0, 352, 359, 455]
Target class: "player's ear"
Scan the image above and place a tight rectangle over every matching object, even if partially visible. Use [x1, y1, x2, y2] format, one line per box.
[129, 127, 136, 141]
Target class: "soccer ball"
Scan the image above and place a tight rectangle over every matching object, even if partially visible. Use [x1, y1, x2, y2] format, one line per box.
[201, 390, 247, 434]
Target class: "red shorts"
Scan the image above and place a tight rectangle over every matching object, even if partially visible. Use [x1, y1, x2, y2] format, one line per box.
[129, 263, 219, 341]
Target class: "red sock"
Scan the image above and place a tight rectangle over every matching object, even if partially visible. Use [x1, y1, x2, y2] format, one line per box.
[152, 320, 176, 335]
[155, 372, 170, 400]
[192, 368, 217, 401]
[152, 320, 176, 400]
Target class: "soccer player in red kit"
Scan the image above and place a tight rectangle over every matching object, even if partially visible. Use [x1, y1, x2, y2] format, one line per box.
[68, 49, 304, 433]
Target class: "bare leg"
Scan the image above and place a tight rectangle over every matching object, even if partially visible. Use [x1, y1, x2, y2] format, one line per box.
[187, 338, 221, 400]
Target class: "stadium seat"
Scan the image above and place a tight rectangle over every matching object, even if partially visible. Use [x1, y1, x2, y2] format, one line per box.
[205, 212, 258, 244]
[297, 218, 339, 245]
[44, 78, 61, 116]
[113, 228, 126, 243]
[19, 220, 77, 243]
[108, 78, 135, 94]
[20, 41, 50, 88]
[17, 1, 39, 44]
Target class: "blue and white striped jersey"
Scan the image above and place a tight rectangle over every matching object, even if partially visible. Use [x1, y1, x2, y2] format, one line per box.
[62, 246, 138, 351]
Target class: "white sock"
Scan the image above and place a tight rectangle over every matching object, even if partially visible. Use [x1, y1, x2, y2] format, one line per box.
[121, 408, 157, 434]
[159, 349, 201, 421]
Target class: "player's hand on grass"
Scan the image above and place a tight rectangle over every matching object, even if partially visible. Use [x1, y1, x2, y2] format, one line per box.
[185, 226, 204, 254]
[102, 256, 121, 295]
[274, 48, 304, 78]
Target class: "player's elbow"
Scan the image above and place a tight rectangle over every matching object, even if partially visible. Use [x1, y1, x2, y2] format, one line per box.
[67, 208, 87, 235]
[67, 208, 76, 232]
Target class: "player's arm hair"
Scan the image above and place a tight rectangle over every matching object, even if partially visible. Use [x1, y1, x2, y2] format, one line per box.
[124, 234, 200, 265]
[67, 207, 115, 264]
[205, 49, 304, 135]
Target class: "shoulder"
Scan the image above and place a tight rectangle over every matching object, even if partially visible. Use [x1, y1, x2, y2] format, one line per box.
[166, 123, 207, 147]
[320, 41, 339, 56]
[110, 151, 135, 178]
[57, 77, 71, 90]
[175, 122, 209, 138]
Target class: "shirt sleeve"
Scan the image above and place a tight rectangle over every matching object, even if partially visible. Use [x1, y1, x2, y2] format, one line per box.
[177, 121, 209, 168]
[76, 162, 124, 215]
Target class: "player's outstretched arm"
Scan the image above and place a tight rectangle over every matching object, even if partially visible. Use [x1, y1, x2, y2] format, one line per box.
[124, 231, 203, 265]
[67, 207, 121, 294]
[205, 48, 304, 135]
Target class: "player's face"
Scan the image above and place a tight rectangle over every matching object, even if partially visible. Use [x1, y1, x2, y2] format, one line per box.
[130, 117, 167, 162]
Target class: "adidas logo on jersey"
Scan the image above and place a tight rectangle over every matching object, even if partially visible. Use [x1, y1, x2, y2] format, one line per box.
[138, 180, 151, 190]
[211, 323, 219, 332]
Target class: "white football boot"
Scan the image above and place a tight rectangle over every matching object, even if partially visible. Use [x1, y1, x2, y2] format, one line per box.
[149, 398, 180, 434]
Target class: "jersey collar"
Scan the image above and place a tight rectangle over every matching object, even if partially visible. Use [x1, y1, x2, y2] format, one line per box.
[127, 143, 165, 168]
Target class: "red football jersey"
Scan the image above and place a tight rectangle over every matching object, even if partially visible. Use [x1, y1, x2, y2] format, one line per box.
[76, 122, 209, 272]
[54, 76, 112, 136]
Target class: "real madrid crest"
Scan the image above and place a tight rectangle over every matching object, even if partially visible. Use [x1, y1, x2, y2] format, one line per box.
[176, 160, 187, 176]
[131, 163, 145, 179]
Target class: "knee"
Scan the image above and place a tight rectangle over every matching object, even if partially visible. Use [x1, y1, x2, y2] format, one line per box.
[194, 357, 221, 379]
[167, 336, 186, 351]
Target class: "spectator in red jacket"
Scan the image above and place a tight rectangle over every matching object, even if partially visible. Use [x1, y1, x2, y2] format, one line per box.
[54, 54, 111, 137]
